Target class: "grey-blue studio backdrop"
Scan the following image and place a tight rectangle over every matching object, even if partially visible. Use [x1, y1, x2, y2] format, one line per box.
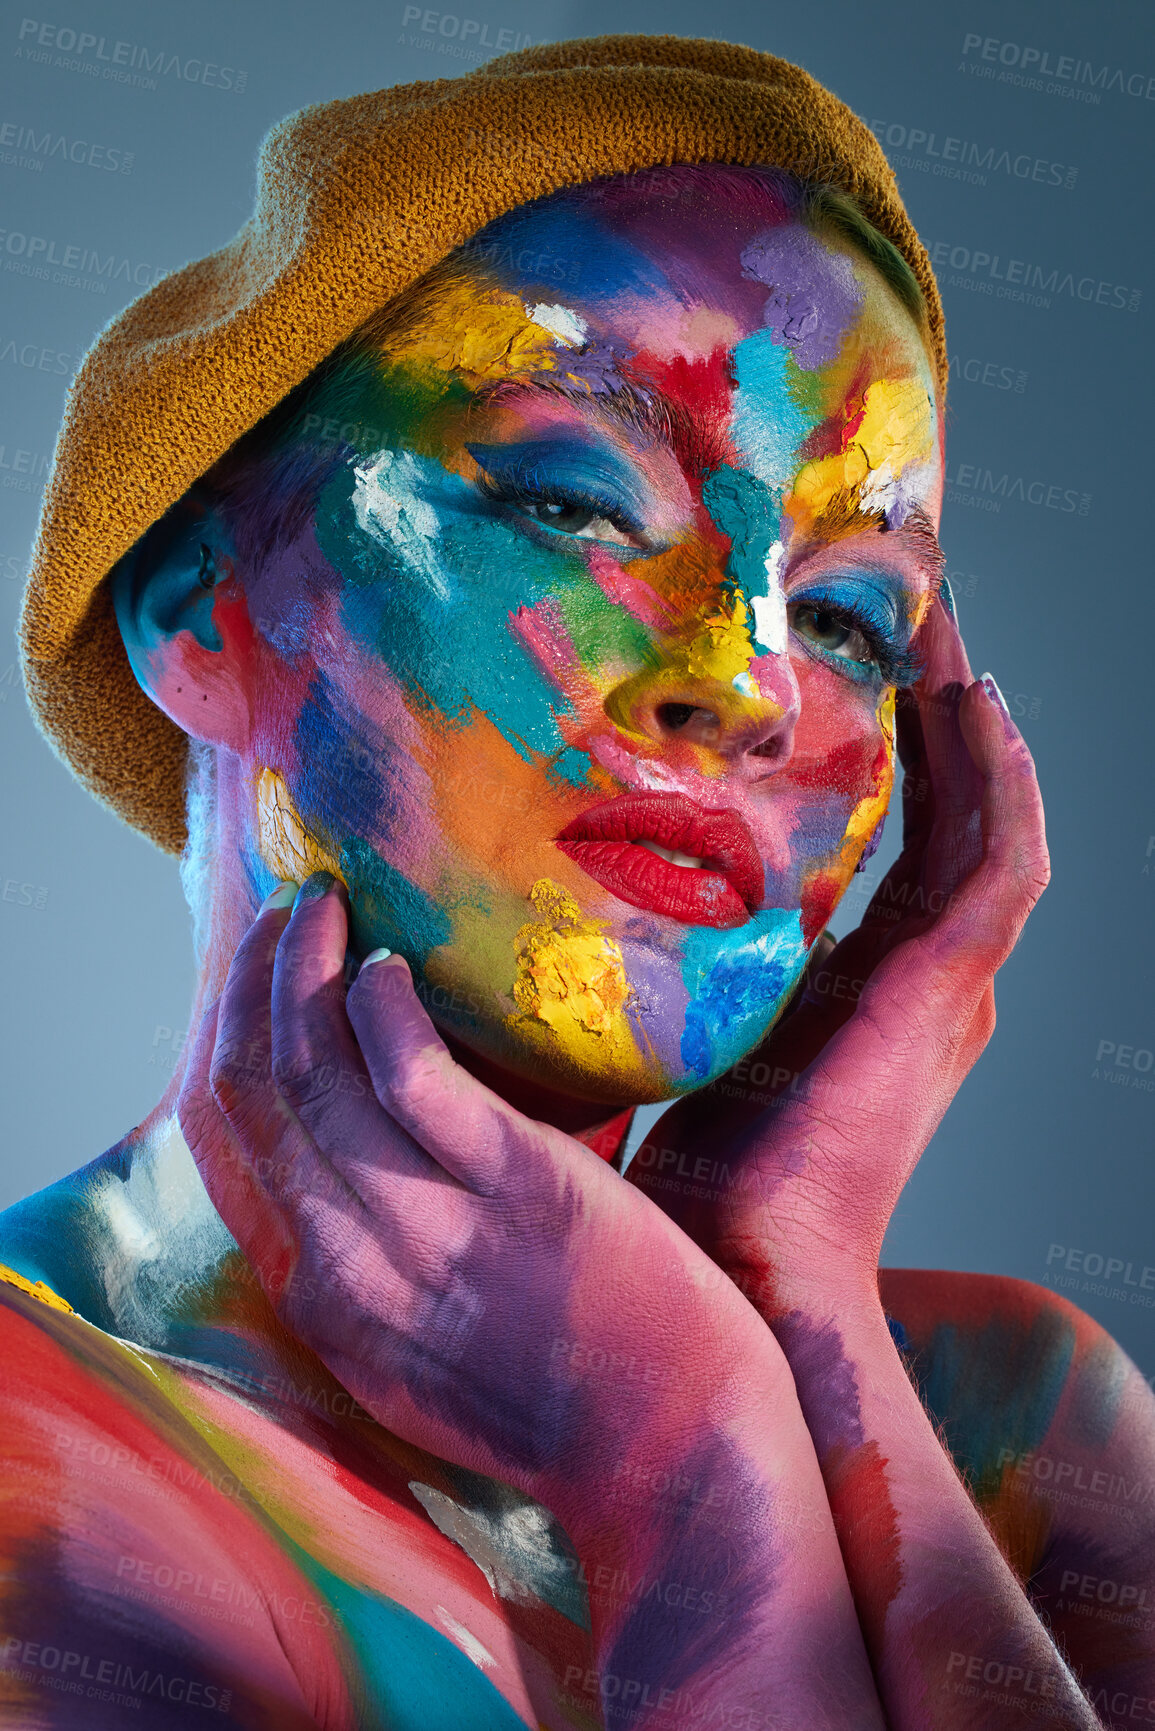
[2, 0, 1152, 1360]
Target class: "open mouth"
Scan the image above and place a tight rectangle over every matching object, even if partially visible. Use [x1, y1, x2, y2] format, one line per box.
[555, 792, 764, 928]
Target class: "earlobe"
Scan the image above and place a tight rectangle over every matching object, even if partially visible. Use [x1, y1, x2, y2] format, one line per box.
[110, 491, 252, 752]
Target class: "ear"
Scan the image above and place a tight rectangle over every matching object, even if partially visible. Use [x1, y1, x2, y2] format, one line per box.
[110, 488, 252, 752]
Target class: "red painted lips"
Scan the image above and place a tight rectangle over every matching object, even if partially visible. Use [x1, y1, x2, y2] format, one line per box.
[555, 793, 764, 928]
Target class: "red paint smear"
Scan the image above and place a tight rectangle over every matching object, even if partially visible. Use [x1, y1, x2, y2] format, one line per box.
[800, 869, 844, 948]
[826, 1439, 903, 1659]
[622, 348, 736, 479]
[794, 357, 873, 466]
[574, 1109, 634, 1165]
[790, 731, 879, 797]
[0, 1288, 355, 1727]
[840, 397, 867, 450]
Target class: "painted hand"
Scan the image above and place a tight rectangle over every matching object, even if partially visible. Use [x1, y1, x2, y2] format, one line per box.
[626, 595, 1050, 1306]
[175, 880, 782, 1530]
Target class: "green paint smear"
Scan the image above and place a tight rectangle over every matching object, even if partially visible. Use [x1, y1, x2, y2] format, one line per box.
[914, 1311, 1076, 1502]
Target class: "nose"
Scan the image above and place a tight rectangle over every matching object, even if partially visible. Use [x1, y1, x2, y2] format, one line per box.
[604, 650, 799, 777]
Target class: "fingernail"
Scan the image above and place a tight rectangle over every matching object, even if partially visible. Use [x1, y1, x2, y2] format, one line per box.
[979, 670, 1009, 716]
[938, 574, 958, 625]
[296, 870, 337, 902]
[360, 947, 393, 967]
[258, 880, 298, 914]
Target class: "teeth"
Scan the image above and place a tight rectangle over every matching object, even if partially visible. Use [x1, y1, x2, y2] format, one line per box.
[640, 840, 706, 870]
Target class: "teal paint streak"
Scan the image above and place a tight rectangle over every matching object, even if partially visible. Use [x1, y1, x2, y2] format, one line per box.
[729, 330, 818, 498]
[288, 1541, 530, 1731]
[700, 463, 777, 609]
[314, 455, 590, 776]
[546, 746, 594, 789]
[914, 1312, 1077, 1502]
[679, 909, 807, 1080]
[341, 834, 453, 969]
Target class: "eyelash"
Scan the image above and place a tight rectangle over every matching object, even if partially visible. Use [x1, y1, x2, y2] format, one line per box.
[789, 593, 924, 689]
[476, 467, 923, 688]
[475, 472, 644, 543]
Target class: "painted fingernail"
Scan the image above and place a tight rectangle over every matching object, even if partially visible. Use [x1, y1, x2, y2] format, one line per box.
[258, 880, 298, 914]
[297, 870, 337, 902]
[979, 671, 1009, 716]
[360, 947, 393, 967]
[938, 574, 958, 625]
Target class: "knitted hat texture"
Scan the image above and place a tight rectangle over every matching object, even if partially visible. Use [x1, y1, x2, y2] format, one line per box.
[18, 32, 946, 854]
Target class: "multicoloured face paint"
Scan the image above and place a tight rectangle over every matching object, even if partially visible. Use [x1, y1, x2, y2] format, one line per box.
[128, 166, 942, 1106]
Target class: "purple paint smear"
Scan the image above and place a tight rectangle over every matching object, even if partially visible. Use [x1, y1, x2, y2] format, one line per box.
[739, 228, 863, 372]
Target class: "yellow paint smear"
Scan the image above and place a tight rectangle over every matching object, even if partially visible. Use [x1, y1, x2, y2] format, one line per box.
[256, 768, 345, 887]
[686, 587, 756, 684]
[790, 377, 935, 521]
[509, 879, 637, 1064]
[395, 277, 569, 383]
[838, 689, 897, 872]
[0, 1262, 74, 1314]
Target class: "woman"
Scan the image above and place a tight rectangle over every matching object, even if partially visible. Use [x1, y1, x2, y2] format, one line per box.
[5, 32, 1154, 1731]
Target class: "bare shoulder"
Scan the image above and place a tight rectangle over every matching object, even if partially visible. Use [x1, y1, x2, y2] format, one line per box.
[0, 1279, 588, 1730]
[881, 1266, 1155, 1679]
[878, 1265, 1155, 1488]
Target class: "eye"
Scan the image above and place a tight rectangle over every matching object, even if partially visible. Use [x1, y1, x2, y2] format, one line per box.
[514, 495, 641, 548]
[789, 602, 876, 667]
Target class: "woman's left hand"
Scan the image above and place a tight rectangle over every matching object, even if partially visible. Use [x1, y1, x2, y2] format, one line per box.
[627, 595, 1050, 1311]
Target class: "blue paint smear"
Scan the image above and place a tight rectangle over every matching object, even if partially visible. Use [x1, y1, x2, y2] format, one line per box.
[546, 746, 594, 789]
[288, 1540, 529, 1731]
[294, 672, 403, 847]
[679, 908, 807, 1079]
[729, 329, 817, 496]
[467, 196, 672, 306]
[913, 1313, 1076, 1502]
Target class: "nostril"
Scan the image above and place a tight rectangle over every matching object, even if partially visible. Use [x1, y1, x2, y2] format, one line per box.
[658, 701, 716, 733]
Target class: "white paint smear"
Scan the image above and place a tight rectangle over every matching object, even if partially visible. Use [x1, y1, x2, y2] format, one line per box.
[352, 448, 448, 599]
[523, 301, 588, 347]
[435, 1606, 497, 1671]
[750, 541, 788, 655]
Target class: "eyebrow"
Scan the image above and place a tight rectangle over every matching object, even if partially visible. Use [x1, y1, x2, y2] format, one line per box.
[805, 492, 945, 590]
[474, 374, 946, 589]
[887, 503, 946, 587]
[473, 373, 731, 475]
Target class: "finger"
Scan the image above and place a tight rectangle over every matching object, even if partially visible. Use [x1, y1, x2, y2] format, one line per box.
[211, 883, 357, 1220]
[928, 676, 1049, 968]
[915, 598, 985, 893]
[895, 684, 934, 842]
[347, 953, 558, 1196]
[921, 582, 975, 690]
[177, 996, 298, 1294]
[271, 874, 441, 1203]
[858, 689, 934, 935]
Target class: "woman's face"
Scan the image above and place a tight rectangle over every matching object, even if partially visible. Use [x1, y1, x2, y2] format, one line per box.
[212, 172, 943, 1104]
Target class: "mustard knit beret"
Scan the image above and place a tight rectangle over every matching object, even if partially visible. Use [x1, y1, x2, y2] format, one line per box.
[18, 32, 946, 855]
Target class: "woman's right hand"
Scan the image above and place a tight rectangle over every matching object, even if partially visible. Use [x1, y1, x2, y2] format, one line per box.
[177, 873, 783, 1524]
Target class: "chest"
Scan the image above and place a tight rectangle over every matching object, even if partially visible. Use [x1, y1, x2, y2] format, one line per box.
[8, 1304, 598, 1730]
